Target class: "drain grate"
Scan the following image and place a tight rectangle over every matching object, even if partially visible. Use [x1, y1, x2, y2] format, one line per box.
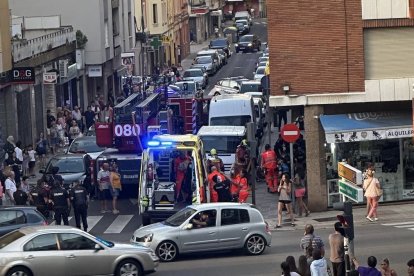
[313, 217, 338, 222]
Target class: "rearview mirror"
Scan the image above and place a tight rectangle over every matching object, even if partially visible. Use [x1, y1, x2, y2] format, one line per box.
[185, 223, 193, 230]
[94, 244, 103, 251]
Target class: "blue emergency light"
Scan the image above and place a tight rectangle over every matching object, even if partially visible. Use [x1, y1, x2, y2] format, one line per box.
[161, 141, 173, 146]
[147, 140, 160, 147]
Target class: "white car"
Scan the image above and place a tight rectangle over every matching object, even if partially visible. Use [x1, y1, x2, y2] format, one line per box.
[253, 66, 266, 81]
[182, 68, 207, 89]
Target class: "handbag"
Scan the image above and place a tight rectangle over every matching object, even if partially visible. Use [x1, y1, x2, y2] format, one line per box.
[377, 188, 383, 197]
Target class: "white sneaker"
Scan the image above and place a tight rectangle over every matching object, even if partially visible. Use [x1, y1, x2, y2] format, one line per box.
[112, 209, 120, 215]
[101, 210, 106, 214]
[374, 217, 378, 221]
[366, 216, 374, 222]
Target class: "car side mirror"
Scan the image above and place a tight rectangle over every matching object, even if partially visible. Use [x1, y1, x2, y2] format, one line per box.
[39, 169, 45, 174]
[185, 223, 193, 230]
[94, 244, 104, 251]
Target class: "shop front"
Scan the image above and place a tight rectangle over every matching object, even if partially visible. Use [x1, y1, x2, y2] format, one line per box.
[320, 111, 414, 206]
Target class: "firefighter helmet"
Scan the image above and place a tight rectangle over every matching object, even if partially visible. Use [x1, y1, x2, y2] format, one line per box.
[210, 148, 217, 155]
[241, 139, 248, 146]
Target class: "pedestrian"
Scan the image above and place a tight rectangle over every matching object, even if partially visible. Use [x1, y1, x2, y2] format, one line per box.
[300, 224, 326, 263]
[46, 109, 56, 130]
[298, 255, 311, 276]
[83, 106, 96, 131]
[4, 171, 17, 206]
[380, 258, 397, 276]
[407, 259, 414, 276]
[49, 181, 70, 225]
[13, 182, 28, 205]
[294, 172, 310, 217]
[4, 152, 21, 184]
[329, 222, 345, 276]
[237, 169, 249, 203]
[3, 136, 16, 159]
[352, 256, 381, 276]
[99, 104, 112, 123]
[14, 141, 23, 164]
[22, 147, 30, 177]
[20, 176, 30, 194]
[235, 139, 250, 175]
[281, 261, 301, 276]
[261, 144, 278, 193]
[286, 256, 301, 276]
[310, 248, 329, 276]
[70, 180, 89, 232]
[97, 162, 111, 213]
[49, 121, 59, 154]
[27, 145, 36, 177]
[71, 106, 83, 132]
[213, 174, 232, 202]
[29, 179, 49, 218]
[363, 166, 382, 221]
[91, 101, 101, 121]
[35, 133, 48, 169]
[68, 120, 81, 143]
[229, 167, 240, 202]
[276, 173, 295, 228]
[109, 163, 122, 214]
[181, 154, 194, 204]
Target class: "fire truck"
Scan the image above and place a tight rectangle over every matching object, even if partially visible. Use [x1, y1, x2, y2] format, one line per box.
[139, 134, 209, 225]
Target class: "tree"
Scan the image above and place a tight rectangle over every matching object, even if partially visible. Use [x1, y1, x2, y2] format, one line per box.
[76, 30, 88, 49]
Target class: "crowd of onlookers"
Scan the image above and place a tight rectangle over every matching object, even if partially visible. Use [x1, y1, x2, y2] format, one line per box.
[279, 223, 413, 276]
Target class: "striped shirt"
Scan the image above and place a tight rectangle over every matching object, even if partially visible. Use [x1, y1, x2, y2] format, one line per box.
[300, 234, 325, 253]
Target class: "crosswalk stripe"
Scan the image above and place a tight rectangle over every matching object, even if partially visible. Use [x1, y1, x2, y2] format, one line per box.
[87, 216, 103, 231]
[395, 224, 414, 228]
[104, 215, 134, 234]
[382, 221, 414, 226]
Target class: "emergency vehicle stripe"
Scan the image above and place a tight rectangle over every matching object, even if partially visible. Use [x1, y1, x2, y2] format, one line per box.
[104, 215, 134, 234]
[192, 100, 197, 134]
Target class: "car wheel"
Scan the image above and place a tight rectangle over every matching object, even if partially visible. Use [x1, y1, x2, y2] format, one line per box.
[244, 235, 266, 256]
[115, 259, 143, 276]
[6, 266, 32, 276]
[156, 241, 179, 262]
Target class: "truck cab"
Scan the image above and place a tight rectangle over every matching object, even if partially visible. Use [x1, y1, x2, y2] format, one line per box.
[139, 135, 209, 225]
[197, 126, 246, 173]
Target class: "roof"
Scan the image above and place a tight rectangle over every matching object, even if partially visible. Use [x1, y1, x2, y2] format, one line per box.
[189, 202, 254, 210]
[241, 80, 261, 84]
[152, 134, 200, 143]
[19, 225, 81, 235]
[198, 49, 218, 54]
[213, 94, 252, 101]
[0, 206, 37, 211]
[197, 125, 246, 136]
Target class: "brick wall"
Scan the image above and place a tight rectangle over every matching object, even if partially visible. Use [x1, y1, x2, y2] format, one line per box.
[267, 0, 365, 95]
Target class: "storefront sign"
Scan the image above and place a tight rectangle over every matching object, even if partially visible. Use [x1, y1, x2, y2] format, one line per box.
[338, 162, 362, 185]
[338, 179, 364, 203]
[326, 127, 414, 143]
[88, 65, 102, 77]
[12, 67, 35, 84]
[43, 72, 57, 84]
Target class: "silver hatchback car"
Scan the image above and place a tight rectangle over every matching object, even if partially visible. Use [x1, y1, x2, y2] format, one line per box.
[0, 226, 159, 276]
[131, 203, 272, 262]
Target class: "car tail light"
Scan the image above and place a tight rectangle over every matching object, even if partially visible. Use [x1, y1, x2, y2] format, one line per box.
[43, 220, 49, 226]
[265, 221, 270, 233]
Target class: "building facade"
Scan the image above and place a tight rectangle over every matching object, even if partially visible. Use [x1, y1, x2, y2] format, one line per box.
[267, 0, 414, 210]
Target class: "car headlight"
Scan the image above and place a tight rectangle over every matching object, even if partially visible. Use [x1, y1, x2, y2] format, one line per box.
[136, 233, 153, 243]
[248, 43, 252, 47]
[235, 43, 238, 47]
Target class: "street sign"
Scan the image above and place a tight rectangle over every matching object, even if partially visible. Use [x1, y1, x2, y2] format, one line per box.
[150, 37, 162, 49]
[280, 123, 300, 143]
[338, 162, 363, 185]
[338, 179, 364, 203]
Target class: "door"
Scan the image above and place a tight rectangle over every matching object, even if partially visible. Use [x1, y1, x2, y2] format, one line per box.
[22, 234, 66, 276]
[179, 209, 219, 253]
[218, 208, 251, 248]
[58, 233, 112, 276]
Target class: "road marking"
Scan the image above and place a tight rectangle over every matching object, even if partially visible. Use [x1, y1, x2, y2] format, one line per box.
[87, 216, 103, 231]
[382, 221, 414, 226]
[104, 215, 134, 234]
[395, 224, 414, 228]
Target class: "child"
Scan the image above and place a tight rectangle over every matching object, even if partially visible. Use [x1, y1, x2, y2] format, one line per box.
[27, 145, 36, 177]
[22, 147, 30, 177]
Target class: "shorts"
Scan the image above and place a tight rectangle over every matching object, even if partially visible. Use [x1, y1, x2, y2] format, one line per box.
[111, 188, 121, 197]
[29, 161, 36, 169]
[99, 189, 111, 200]
[279, 200, 292, 204]
[295, 188, 306, 198]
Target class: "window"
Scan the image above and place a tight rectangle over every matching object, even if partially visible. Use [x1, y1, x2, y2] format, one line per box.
[0, 210, 26, 226]
[221, 209, 250, 226]
[152, 4, 158, 24]
[105, 21, 109, 48]
[191, 210, 217, 228]
[24, 234, 58, 251]
[59, 233, 97, 250]
[25, 211, 44, 223]
[0, 231, 25, 249]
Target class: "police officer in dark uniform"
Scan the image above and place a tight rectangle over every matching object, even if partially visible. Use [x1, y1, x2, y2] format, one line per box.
[49, 181, 70, 225]
[29, 179, 49, 218]
[70, 181, 89, 232]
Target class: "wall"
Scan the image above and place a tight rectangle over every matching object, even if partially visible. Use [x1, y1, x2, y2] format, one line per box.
[267, 0, 365, 96]
[0, 1, 12, 72]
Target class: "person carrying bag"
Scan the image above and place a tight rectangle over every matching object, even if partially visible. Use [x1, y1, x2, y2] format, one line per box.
[363, 166, 382, 222]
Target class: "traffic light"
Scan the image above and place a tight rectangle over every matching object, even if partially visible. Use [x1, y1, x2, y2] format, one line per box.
[334, 201, 354, 240]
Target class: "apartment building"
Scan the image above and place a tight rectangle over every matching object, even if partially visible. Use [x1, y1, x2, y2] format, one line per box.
[267, 0, 414, 209]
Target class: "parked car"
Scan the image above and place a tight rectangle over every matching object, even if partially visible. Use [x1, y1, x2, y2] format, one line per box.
[235, 35, 261, 53]
[235, 19, 250, 33]
[40, 153, 92, 189]
[196, 50, 222, 69]
[209, 38, 231, 57]
[131, 203, 272, 262]
[182, 68, 208, 89]
[254, 66, 267, 81]
[239, 80, 262, 94]
[208, 76, 249, 96]
[236, 22, 249, 36]
[256, 56, 269, 68]
[0, 207, 47, 236]
[193, 56, 217, 76]
[0, 226, 159, 276]
[66, 136, 105, 160]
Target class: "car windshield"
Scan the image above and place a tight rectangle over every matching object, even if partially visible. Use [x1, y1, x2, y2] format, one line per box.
[183, 70, 202, 77]
[95, 236, 114, 248]
[174, 82, 197, 93]
[236, 20, 248, 25]
[0, 231, 25, 249]
[236, 23, 244, 28]
[210, 39, 227, 47]
[239, 36, 253, 42]
[256, 67, 265, 74]
[259, 57, 269, 62]
[68, 139, 104, 153]
[201, 135, 243, 153]
[48, 158, 85, 173]
[210, 115, 252, 126]
[240, 83, 261, 93]
[195, 56, 212, 64]
[164, 207, 197, 226]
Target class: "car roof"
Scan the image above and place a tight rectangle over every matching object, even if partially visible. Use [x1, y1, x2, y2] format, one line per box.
[213, 93, 252, 101]
[256, 66, 266, 70]
[0, 206, 38, 211]
[210, 38, 227, 42]
[18, 225, 83, 235]
[197, 125, 246, 136]
[50, 153, 87, 159]
[198, 50, 217, 54]
[189, 202, 254, 211]
[185, 68, 202, 72]
[241, 80, 261, 85]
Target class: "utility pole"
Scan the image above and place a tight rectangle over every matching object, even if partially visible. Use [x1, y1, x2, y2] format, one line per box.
[140, 0, 146, 93]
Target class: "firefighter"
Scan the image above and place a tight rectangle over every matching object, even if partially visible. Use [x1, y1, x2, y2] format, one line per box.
[235, 139, 250, 175]
[207, 148, 224, 173]
[70, 181, 89, 232]
[261, 144, 278, 193]
[49, 181, 70, 225]
[174, 151, 190, 202]
[29, 179, 49, 218]
[207, 166, 225, 202]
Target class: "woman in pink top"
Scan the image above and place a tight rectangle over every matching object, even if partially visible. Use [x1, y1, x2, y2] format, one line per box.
[363, 166, 382, 221]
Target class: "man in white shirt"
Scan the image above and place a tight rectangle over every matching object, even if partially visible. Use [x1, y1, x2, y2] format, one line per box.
[5, 171, 17, 206]
[14, 141, 23, 163]
[71, 106, 83, 131]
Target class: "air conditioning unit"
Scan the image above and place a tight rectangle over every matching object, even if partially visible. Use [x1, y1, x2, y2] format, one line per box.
[59, 60, 68, 78]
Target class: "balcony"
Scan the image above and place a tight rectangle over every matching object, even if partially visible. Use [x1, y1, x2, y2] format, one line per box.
[12, 27, 76, 63]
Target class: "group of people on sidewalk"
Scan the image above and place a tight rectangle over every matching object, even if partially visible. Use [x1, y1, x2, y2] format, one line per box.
[280, 223, 413, 276]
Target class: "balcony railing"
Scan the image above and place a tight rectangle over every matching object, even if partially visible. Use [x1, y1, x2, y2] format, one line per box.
[12, 27, 76, 63]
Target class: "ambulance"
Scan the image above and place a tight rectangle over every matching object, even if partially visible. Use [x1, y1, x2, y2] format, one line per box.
[139, 134, 209, 225]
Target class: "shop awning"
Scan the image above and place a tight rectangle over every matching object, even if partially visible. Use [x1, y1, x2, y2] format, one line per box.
[320, 112, 413, 143]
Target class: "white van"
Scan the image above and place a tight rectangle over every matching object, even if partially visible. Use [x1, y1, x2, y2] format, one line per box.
[209, 94, 255, 127]
[234, 11, 252, 26]
[198, 126, 246, 173]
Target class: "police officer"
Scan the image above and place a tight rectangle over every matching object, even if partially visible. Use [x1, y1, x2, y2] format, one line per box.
[29, 179, 49, 218]
[207, 148, 224, 173]
[49, 181, 70, 225]
[70, 181, 89, 232]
